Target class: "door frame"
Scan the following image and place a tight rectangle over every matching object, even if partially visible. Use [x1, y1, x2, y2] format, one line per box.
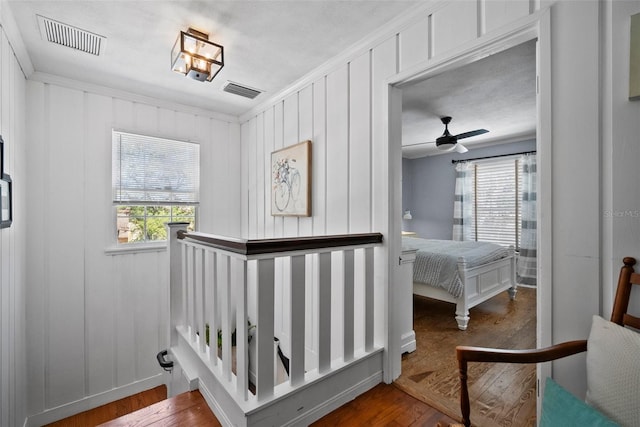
[383, 7, 552, 417]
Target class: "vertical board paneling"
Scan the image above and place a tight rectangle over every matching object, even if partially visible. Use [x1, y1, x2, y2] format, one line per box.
[399, 15, 430, 71]
[255, 114, 265, 238]
[0, 29, 27, 426]
[247, 118, 257, 238]
[0, 31, 10, 427]
[240, 121, 251, 238]
[47, 85, 86, 407]
[25, 81, 46, 416]
[273, 102, 284, 237]
[484, 0, 530, 35]
[12, 48, 27, 426]
[263, 108, 275, 237]
[283, 94, 299, 238]
[432, 2, 478, 57]
[298, 86, 314, 236]
[325, 65, 350, 234]
[312, 79, 327, 236]
[195, 115, 212, 232]
[84, 92, 116, 396]
[228, 122, 242, 235]
[349, 51, 372, 233]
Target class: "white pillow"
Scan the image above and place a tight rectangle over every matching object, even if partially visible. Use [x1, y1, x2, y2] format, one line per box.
[586, 315, 640, 427]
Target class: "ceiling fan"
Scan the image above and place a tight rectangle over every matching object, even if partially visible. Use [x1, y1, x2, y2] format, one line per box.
[435, 116, 488, 153]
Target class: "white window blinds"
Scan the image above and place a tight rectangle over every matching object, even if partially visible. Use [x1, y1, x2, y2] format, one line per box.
[473, 158, 521, 247]
[112, 131, 200, 204]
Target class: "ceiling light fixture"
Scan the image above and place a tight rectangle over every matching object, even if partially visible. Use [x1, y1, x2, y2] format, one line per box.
[171, 28, 223, 82]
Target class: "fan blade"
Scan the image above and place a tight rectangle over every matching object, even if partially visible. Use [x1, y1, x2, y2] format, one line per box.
[455, 129, 488, 140]
[455, 143, 468, 153]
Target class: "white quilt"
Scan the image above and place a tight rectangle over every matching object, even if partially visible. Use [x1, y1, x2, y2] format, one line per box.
[402, 237, 510, 298]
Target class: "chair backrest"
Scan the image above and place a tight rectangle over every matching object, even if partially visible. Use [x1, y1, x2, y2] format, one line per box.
[456, 256, 640, 427]
[610, 257, 640, 329]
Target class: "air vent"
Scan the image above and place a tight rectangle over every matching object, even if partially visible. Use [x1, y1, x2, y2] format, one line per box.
[223, 81, 263, 99]
[37, 15, 106, 56]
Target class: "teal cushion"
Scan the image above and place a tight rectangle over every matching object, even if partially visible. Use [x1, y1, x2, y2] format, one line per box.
[540, 378, 619, 427]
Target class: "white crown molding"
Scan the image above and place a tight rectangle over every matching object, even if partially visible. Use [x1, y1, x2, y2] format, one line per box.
[239, 0, 444, 123]
[29, 71, 240, 123]
[0, 0, 35, 78]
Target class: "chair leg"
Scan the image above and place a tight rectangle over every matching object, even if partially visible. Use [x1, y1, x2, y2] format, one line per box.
[458, 359, 471, 427]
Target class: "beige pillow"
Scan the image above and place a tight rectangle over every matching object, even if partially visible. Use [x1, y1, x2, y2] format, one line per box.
[586, 315, 640, 427]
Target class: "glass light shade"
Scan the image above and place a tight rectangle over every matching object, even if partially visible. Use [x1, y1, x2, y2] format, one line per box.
[171, 28, 224, 82]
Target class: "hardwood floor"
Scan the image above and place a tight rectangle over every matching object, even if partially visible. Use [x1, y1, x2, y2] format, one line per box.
[395, 287, 537, 427]
[47, 383, 457, 426]
[312, 383, 458, 426]
[44, 385, 168, 427]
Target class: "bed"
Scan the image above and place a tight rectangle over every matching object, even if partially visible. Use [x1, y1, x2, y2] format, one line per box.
[402, 237, 517, 330]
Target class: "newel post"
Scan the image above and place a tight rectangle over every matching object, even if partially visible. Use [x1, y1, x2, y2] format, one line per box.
[167, 222, 189, 347]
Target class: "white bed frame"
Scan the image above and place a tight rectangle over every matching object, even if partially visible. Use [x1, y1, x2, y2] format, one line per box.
[412, 248, 517, 330]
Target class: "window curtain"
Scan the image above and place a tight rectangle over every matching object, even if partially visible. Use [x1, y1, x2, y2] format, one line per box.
[518, 154, 537, 285]
[452, 162, 474, 241]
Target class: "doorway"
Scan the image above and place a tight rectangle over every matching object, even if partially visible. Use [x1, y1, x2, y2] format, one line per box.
[385, 10, 552, 424]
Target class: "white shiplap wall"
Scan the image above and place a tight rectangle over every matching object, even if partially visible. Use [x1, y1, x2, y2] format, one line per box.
[0, 24, 27, 427]
[25, 80, 241, 424]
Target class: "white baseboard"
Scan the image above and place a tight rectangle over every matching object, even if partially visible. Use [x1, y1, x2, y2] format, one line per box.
[25, 374, 166, 427]
[401, 330, 416, 354]
[282, 371, 382, 427]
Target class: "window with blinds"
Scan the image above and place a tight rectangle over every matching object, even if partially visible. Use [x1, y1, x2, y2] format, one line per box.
[470, 158, 522, 248]
[112, 131, 199, 244]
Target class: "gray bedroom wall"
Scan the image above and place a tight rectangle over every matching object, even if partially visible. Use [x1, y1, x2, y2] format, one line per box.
[401, 139, 537, 240]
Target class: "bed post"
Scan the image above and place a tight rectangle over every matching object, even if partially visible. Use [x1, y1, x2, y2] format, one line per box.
[508, 245, 517, 300]
[455, 257, 470, 330]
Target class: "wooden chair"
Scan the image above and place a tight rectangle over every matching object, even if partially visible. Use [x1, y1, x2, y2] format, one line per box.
[456, 257, 640, 427]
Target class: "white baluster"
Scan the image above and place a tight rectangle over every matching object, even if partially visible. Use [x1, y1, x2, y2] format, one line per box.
[220, 254, 232, 381]
[234, 257, 249, 400]
[208, 251, 218, 365]
[196, 248, 206, 354]
[181, 242, 187, 334]
[364, 247, 374, 352]
[187, 245, 196, 343]
[343, 250, 354, 362]
[289, 255, 306, 386]
[256, 258, 275, 400]
[318, 252, 331, 374]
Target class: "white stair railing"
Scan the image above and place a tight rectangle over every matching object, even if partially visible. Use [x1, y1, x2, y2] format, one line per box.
[166, 223, 384, 426]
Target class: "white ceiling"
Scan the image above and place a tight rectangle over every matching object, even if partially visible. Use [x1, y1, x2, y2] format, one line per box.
[401, 39, 537, 158]
[7, 0, 418, 117]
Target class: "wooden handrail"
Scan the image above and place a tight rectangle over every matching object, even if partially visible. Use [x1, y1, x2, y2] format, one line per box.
[177, 230, 383, 256]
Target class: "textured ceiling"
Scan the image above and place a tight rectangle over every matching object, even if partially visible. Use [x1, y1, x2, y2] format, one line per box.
[8, 0, 418, 116]
[401, 39, 537, 158]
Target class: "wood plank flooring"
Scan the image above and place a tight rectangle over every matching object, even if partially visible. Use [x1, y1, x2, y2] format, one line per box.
[395, 287, 537, 427]
[47, 383, 457, 426]
[44, 385, 168, 427]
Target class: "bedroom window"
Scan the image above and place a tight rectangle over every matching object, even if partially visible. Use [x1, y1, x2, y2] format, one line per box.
[112, 131, 199, 244]
[472, 158, 523, 248]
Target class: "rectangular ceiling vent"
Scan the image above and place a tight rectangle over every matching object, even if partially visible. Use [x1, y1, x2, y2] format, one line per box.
[37, 15, 106, 56]
[223, 81, 263, 99]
